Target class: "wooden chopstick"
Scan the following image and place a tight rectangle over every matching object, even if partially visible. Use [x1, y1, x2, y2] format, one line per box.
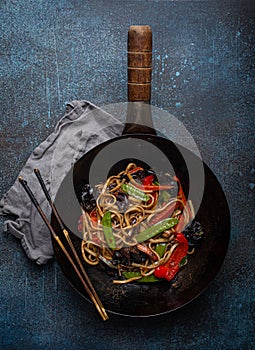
[18, 175, 109, 321]
[33, 168, 109, 320]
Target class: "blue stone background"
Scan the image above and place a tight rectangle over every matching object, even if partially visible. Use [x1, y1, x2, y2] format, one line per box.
[0, 0, 254, 349]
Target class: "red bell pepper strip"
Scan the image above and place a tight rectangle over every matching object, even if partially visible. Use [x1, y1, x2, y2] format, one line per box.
[90, 209, 98, 226]
[78, 214, 83, 232]
[175, 213, 185, 233]
[172, 176, 192, 225]
[149, 202, 177, 226]
[130, 174, 175, 191]
[154, 233, 188, 281]
[78, 211, 97, 231]
[90, 210, 101, 244]
[173, 176, 187, 204]
[128, 167, 144, 174]
[137, 243, 158, 261]
[142, 175, 154, 185]
[133, 183, 174, 191]
[149, 177, 191, 231]
[175, 232, 188, 244]
[142, 175, 157, 204]
[77, 213, 101, 244]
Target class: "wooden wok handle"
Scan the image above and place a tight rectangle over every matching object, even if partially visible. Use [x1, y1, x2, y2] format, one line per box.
[128, 25, 152, 102]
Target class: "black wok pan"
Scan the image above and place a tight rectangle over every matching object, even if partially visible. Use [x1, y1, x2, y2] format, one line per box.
[52, 26, 230, 317]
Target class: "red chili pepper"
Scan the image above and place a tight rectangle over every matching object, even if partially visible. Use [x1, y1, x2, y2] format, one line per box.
[154, 233, 188, 281]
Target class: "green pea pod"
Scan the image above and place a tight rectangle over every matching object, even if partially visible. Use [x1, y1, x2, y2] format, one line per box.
[160, 190, 171, 202]
[121, 183, 149, 202]
[136, 217, 179, 243]
[102, 211, 116, 249]
[179, 255, 188, 267]
[155, 243, 167, 258]
[122, 271, 161, 283]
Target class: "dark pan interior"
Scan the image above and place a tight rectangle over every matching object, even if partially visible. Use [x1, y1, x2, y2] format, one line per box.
[52, 134, 230, 317]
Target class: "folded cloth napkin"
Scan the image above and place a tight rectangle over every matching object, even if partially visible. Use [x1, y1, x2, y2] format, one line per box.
[0, 100, 122, 264]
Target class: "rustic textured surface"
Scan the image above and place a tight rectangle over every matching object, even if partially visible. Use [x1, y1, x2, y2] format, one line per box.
[1, 1, 254, 349]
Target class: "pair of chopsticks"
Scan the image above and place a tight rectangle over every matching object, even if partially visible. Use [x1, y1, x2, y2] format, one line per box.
[18, 169, 109, 321]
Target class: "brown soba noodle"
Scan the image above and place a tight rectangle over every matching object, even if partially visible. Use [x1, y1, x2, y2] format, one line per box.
[79, 163, 200, 284]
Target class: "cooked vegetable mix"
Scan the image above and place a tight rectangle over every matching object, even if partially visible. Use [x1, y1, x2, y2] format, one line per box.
[80, 163, 204, 284]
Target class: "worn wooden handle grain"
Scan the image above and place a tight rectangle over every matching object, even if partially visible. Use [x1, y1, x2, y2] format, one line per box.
[128, 25, 152, 102]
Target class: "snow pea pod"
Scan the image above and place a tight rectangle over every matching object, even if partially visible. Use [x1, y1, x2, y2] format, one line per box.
[136, 217, 178, 243]
[121, 183, 149, 202]
[122, 271, 161, 283]
[155, 243, 167, 258]
[102, 211, 116, 249]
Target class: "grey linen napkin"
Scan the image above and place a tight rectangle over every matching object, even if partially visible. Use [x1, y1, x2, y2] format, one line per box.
[0, 100, 122, 264]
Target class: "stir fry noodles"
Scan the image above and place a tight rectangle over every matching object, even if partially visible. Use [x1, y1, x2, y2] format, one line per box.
[78, 163, 204, 284]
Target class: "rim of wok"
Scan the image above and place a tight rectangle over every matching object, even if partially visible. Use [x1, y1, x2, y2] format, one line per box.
[51, 133, 230, 317]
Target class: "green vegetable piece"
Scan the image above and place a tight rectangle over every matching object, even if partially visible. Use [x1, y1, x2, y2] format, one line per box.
[160, 190, 171, 202]
[102, 211, 116, 249]
[138, 275, 162, 283]
[179, 255, 188, 267]
[121, 183, 149, 202]
[122, 271, 141, 279]
[122, 271, 161, 283]
[155, 243, 167, 258]
[136, 218, 179, 243]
